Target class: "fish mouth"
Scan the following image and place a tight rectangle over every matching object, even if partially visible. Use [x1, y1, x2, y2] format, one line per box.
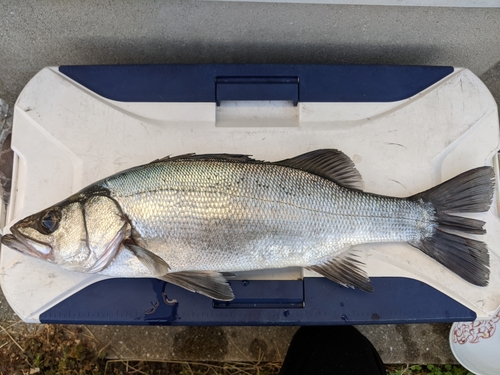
[1, 227, 52, 260]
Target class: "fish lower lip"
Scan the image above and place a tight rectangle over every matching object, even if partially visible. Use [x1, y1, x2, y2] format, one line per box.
[4, 228, 51, 259]
[1, 234, 32, 254]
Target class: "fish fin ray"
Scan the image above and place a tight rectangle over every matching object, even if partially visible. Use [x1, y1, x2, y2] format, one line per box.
[125, 243, 171, 276]
[153, 153, 259, 163]
[275, 149, 363, 190]
[410, 166, 493, 287]
[411, 166, 494, 213]
[411, 231, 489, 286]
[306, 250, 373, 292]
[159, 271, 235, 301]
[130, 227, 149, 247]
[154, 153, 195, 162]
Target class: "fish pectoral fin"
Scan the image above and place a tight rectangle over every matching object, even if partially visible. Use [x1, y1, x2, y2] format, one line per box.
[125, 243, 171, 276]
[306, 250, 373, 292]
[159, 271, 235, 301]
[274, 149, 364, 190]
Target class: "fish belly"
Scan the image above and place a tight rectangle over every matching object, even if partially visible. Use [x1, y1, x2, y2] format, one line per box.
[104, 160, 431, 272]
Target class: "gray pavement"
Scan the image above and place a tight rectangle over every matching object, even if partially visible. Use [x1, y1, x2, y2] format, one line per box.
[1, 1, 500, 106]
[1, 0, 500, 366]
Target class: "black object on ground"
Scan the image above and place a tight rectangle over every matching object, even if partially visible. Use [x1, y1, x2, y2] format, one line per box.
[279, 326, 385, 375]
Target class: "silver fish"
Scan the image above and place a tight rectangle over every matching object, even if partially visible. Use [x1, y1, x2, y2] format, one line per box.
[1, 150, 494, 300]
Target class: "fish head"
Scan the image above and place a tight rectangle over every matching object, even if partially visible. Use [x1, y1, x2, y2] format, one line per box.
[2, 201, 90, 269]
[1, 192, 130, 273]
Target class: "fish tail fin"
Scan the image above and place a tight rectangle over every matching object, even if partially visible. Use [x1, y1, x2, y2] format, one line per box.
[410, 166, 495, 287]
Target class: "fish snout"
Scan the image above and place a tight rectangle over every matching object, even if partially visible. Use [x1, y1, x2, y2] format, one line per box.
[2, 224, 53, 260]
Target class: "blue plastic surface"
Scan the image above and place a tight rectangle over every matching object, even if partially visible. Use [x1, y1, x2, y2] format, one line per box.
[39, 277, 476, 325]
[59, 64, 453, 103]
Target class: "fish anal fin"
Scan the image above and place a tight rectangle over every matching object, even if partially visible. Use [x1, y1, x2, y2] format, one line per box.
[159, 271, 235, 301]
[275, 149, 363, 190]
[125, 243, 171, 276]
[306, 250, 373, 292]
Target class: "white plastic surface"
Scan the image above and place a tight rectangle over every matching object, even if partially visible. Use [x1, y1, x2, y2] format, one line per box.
[1, 66, 499, 323]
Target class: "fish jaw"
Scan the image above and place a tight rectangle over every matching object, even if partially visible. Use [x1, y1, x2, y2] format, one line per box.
[1, 227, 52, 261]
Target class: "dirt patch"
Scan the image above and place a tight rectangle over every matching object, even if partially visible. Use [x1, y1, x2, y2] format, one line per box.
[173, 326, 228, 361]
[0, 322, 106, 375]
[0, 322, 281, 374]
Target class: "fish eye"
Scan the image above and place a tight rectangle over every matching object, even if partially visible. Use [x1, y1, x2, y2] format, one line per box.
[40, 210, 61, 234]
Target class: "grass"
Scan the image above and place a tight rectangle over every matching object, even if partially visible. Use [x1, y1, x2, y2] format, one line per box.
[0, 322, 475, 375]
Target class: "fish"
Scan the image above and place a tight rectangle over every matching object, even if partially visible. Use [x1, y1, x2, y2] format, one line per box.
[1, 149, 495, 301]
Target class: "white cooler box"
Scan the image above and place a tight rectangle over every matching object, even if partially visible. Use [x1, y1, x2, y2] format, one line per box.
[1, 64, 499, 325]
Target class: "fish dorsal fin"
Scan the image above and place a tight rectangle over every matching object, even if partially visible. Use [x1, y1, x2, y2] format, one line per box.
[153, 153, 259, 163]
[306, 249, 373, 292]
[159, 271, 235, 301]
[275, 149, 363, 190]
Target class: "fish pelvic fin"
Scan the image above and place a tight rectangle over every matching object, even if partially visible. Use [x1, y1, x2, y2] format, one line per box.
[410, 166, 494, 287]
[307, 249, 373, 292]
[159, 271, 235, 301]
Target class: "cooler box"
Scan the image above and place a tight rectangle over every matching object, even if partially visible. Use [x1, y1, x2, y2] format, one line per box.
[1, 64, 499, 325]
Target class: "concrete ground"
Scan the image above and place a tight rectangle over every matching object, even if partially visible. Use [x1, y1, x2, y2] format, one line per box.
[1, 0, 500, 366]
[86, 324, 456, 364]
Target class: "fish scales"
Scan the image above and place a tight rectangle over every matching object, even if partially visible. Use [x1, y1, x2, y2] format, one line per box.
[100, 159, 432, 272]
